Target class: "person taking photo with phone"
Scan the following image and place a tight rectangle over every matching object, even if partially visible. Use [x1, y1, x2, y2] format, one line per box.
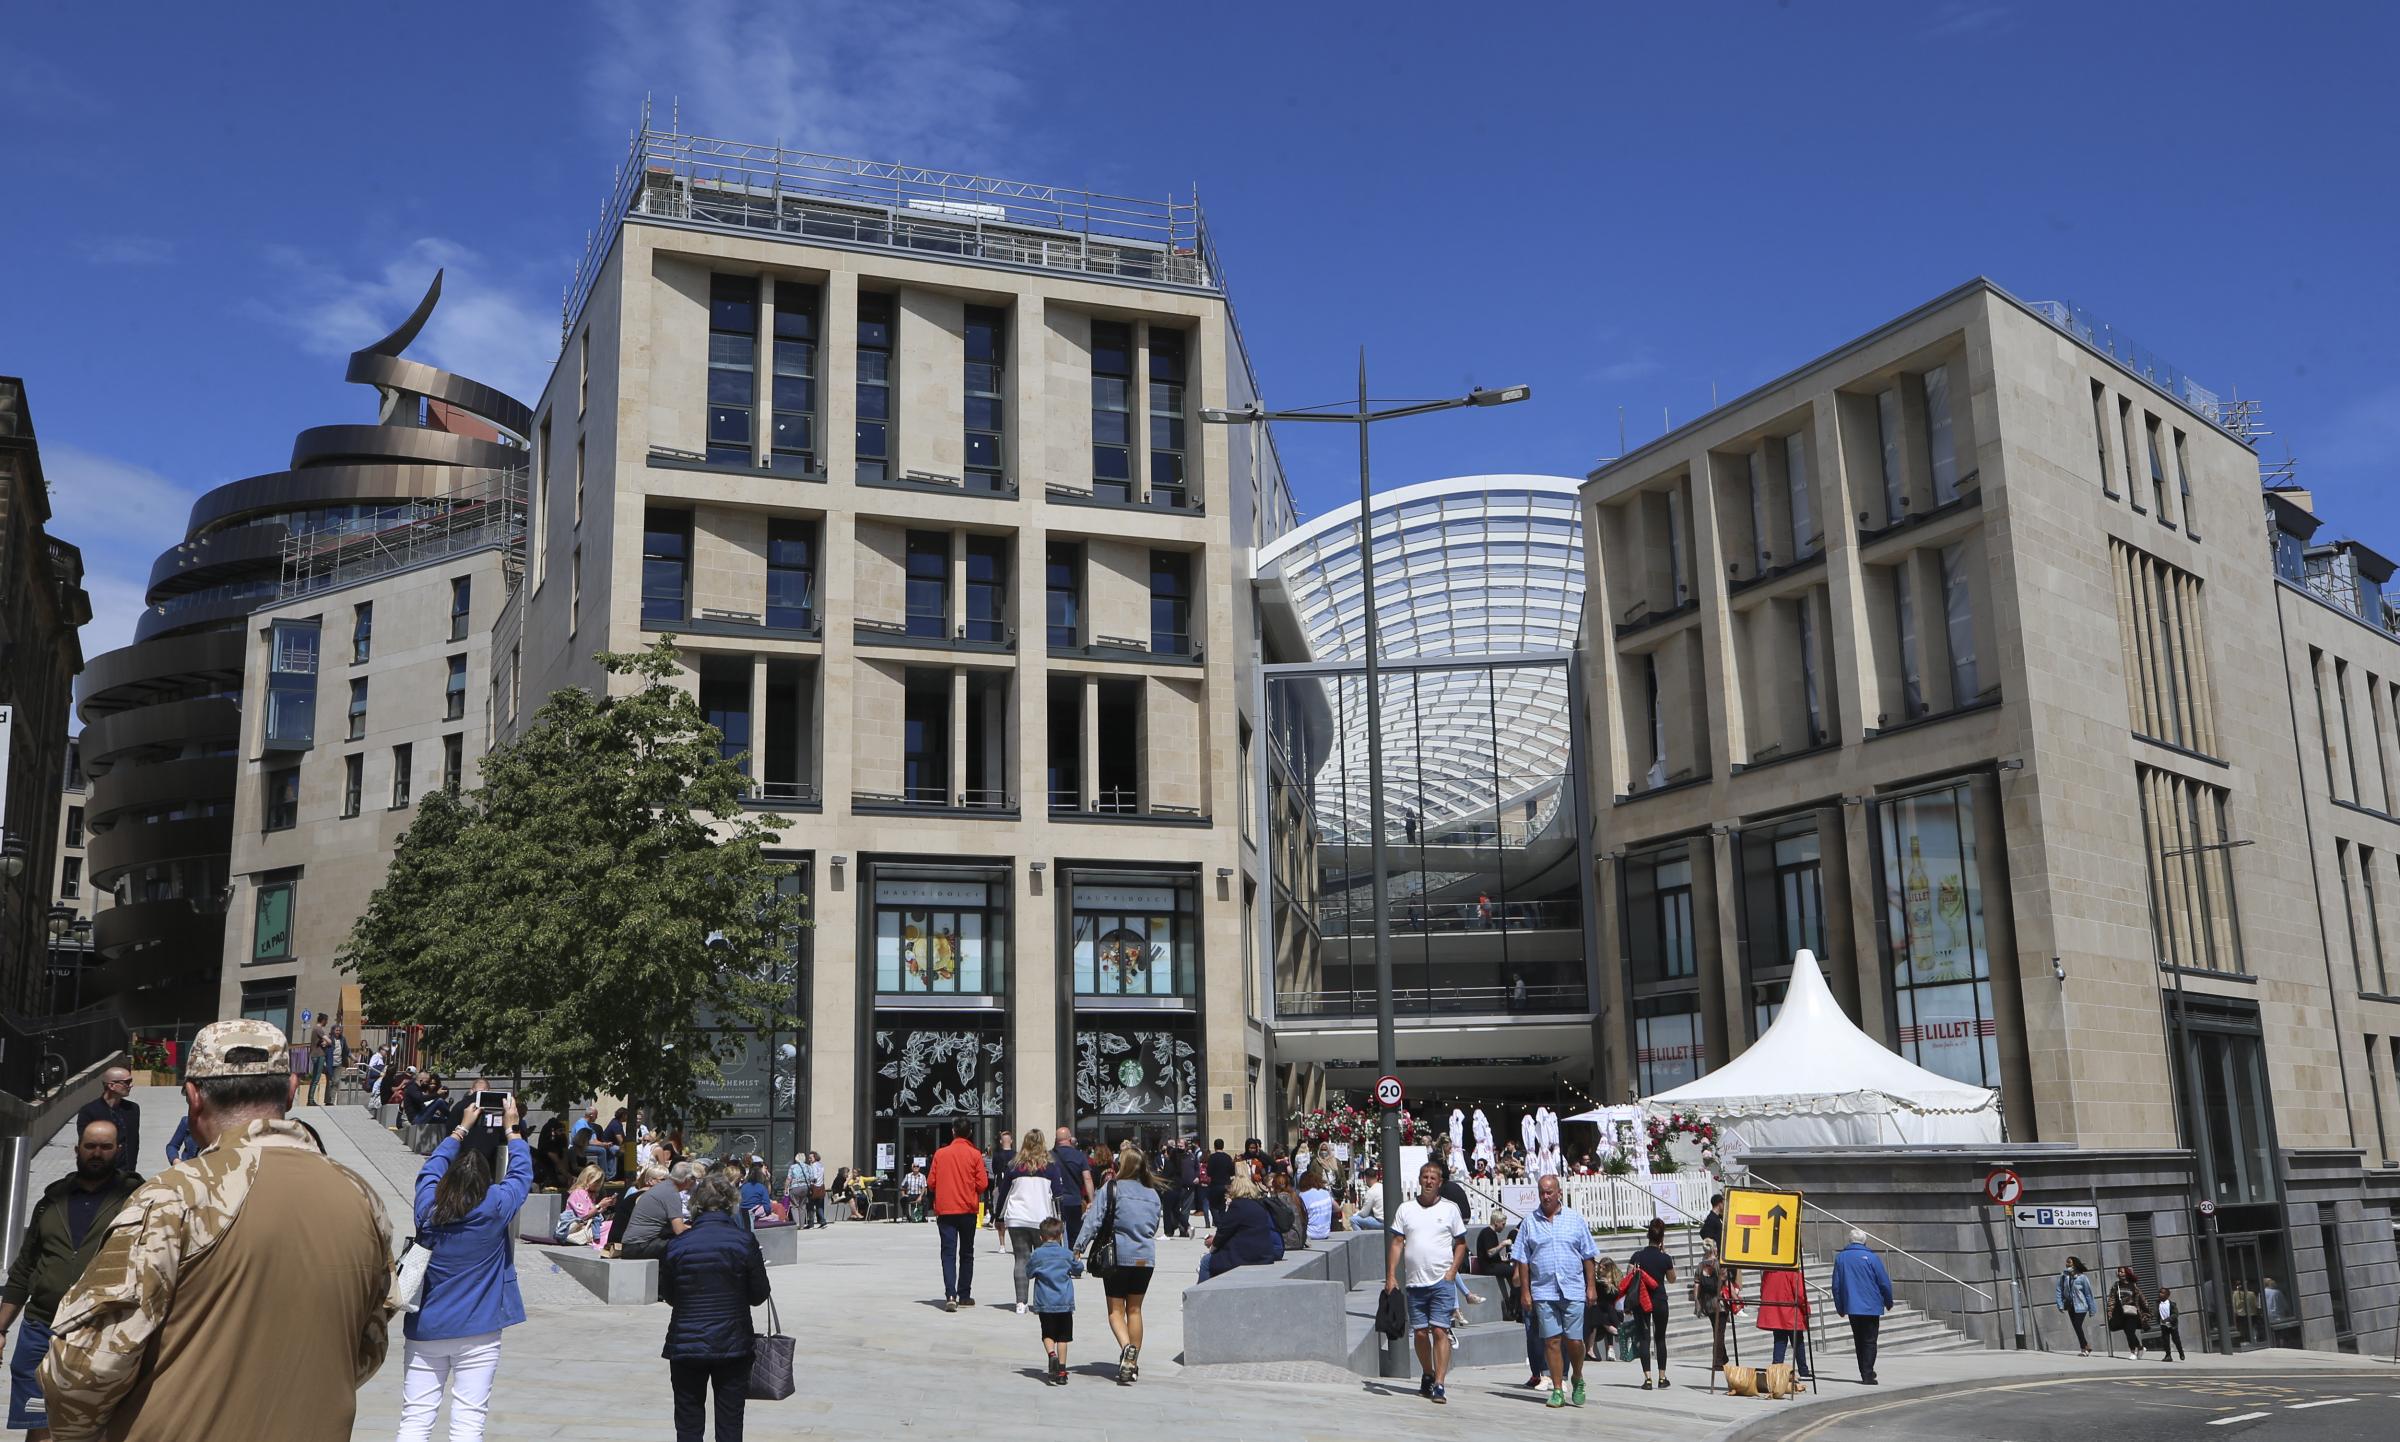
[398, 1093, 531, 1442]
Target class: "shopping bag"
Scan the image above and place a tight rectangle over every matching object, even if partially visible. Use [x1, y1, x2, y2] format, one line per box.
[747, 1297, 796, 1401]
[1764, 1362, 1796, 1399]
[1618, 1331, 1638, 1362]
[1722, 1365, 1759, 1397]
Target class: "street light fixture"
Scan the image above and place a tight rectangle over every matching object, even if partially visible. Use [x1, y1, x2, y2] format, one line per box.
[1203, 353, 1531, 1226]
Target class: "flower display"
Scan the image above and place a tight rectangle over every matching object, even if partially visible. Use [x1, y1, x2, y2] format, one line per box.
[1643, 1111, 1719, 1170]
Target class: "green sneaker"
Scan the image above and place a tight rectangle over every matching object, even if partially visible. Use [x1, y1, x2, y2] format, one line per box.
[1571, 1378, 1587, 1407]
[1547, 1387, 1567, 1409]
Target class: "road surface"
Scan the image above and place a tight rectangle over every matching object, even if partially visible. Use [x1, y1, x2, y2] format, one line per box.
[1729, 1367, 2399, 1442]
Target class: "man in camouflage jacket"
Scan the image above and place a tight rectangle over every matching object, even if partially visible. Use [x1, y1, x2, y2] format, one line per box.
[38, 1020, 394, 1442]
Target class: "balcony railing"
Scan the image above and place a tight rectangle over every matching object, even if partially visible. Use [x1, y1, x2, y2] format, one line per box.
[852, 787, 1015, 813]
[1316, 898, 1581, 937]
[1275, 982, 1590, 1019]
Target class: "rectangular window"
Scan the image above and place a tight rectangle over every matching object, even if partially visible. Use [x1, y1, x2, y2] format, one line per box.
[1880, 782, 2000, 1085]
[449, 575, 471, 642]
[1149, 328, 1189, 508]
[2092, 380, 2117, 497]
[1625, 846, 1705, 1092]
[1746, 451, 1772, 574]
[1046, 542, 1082, 649]
[1939, 542, 1980, 705]
[769, 281, 819, 474]
[352, 602, 373, 664]
[902, 668, 949, 804]
[2337, 659, 2362, 801]
[342, 753, 363, 818]
[2363, 846, 2390, 996]
[264, 768, 300, 832]
[765, 519, 817, 631]
[2339, 842, 2367, 992]
[707, 273, 758, 466]
[64, 806, 83, 848]
[391, 743, 412, 809]
[1047, 675, 1082, 810]
[443, 733, 463, 793]
[854, 293, 892, 483]
[1798, 598, 1826, 745]
[964, 535, 1008, 643]
[1643, 653, 1665, 789]
[59, 856, 80, 899]
[2145, 414, 2172, 521]
[1097, 678, 1141, 812]
[699, 656, 753, 774]
[2174, 428, 2198, 537]
[1923, 366, 1960, 505]
[265, 621, 320, 750]
[1892, 564, 1924, 719]
[905, 530, 949, 639]
[1091, 321, 1132, 501]
[508, 643, 521, 722]
[871, 873, 1005, 995]
[1069, 876, 1198, 996]
[445, 654, 467, 721]
[253, 881, 295, 961]
[578, 329, 589, 416]
[2120, 397, 2143, 511]
[1877, 387, 1905, 522]
[239, 979, 295, 1038]
[1784, 431, 1818, 560]
[964, 304, 1005, 492]
[535, 414, 550, 587]
[641, 509, 691, 625]
[569, 546, 582, 634]
[2112, 541, 2218, 755]
[2138, 765, 2245, 975]
[1150, 549, 1192, 655]
[573, 436, 585, 526]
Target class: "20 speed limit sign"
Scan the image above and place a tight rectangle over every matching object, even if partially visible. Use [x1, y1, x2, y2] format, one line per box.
[1373, 1075, 1405, 1109]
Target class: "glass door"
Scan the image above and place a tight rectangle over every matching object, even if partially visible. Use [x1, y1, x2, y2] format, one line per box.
[2222, 1237, 2266, 1349]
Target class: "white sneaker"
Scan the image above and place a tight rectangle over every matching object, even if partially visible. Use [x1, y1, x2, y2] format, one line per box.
[1015, 1303, 1029, 1315]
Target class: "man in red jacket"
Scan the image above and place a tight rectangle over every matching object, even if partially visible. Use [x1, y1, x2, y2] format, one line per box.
[928, 1121, 988, 1312]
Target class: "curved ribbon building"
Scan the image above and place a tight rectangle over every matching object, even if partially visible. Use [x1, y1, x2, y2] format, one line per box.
[76, 273, 528, 1029]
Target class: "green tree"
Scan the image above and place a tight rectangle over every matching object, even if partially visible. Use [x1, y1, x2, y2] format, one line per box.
[340, 639, 805, 1125]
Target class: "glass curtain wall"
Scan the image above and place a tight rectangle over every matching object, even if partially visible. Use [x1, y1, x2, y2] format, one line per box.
[695, 859, 811, 1164]
[1265, 660, 1585, 1019]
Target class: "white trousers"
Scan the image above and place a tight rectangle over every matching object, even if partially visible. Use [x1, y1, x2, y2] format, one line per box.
[396, 1330, 503, 1442]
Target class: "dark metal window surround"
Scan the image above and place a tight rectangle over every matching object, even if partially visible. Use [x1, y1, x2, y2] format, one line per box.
[872, 870, 1008, 996]
[264, 768, 300, 832]
[391, 742, 412, 809]
[855, 294, 892, 483]
[964, 305, 1006, 493]
[1045, 541, 1081, 649]
[352, 601, 373, 663]
[449, 575, 471, 642]
[1876, 780, 1999, 1087]
[347, 678, 367, 741]
[700, 656, 752, 774]
[1626, 845, 1702, 1094]
[707, 273, 758, 466]
[964, 536, 1008, 643]
[770, 281, 820, 474]
[766, 519, 817, 631]
[905, 531, 948, 639]
[445, 654, 467, 722]
[1067, 873, 1198, 997]
[1090, 321, 1133, 501]
[1148, 328, 1188, 508]
[264, 621, 321, 753]
[442, 733, 463, 793]
[341, 753, 363, 818]
[642, 508, 692, 625]
[1149, 549, 1191, 655]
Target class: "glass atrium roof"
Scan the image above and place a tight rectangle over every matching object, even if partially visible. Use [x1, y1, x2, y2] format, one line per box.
[1256, 476, 1586, 841]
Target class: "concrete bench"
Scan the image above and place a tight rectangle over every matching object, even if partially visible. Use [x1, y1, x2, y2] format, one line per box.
[377, 1103, 400, 1128]
[1180, 1231, 1382, 1369]
[549, 1251, 658, 1305]
[517, 1192, 563, 1239]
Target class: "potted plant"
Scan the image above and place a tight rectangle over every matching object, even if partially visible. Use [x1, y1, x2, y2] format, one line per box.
[128, 1037, 174, 1086]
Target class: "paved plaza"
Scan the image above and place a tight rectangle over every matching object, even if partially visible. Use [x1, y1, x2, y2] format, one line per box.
[26, 1094, 2393, 1439]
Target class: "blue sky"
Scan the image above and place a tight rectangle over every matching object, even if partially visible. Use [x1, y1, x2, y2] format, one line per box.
[6, 1, 2394, 660]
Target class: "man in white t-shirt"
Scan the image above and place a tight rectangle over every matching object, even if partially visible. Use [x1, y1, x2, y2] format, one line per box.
[1383, 1161, 1474, 1404]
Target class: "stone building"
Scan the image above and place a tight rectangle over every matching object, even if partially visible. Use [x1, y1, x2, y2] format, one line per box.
[0, 376, 92, 1015]
[1578, 278, 2398, 1354]
[497, 126, 1298, 1168]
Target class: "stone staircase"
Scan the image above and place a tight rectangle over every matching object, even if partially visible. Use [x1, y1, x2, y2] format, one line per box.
[1340, 1224, 1978, 1380]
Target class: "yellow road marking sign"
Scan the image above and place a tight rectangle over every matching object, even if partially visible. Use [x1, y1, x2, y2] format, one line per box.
[1722, 1185, 1802, 1268]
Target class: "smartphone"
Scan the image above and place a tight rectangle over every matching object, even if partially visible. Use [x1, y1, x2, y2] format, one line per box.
[467, 1090, 509, 1154]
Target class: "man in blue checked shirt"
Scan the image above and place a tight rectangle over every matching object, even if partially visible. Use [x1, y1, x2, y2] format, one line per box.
[1511, 1174, 1598, 1408]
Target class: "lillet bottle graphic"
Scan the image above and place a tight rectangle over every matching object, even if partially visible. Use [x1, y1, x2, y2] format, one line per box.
[1905, 834, 1934, 979]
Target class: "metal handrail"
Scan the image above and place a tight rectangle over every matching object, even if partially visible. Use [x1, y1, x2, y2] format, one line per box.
[1739, 1166, 1993, 1302]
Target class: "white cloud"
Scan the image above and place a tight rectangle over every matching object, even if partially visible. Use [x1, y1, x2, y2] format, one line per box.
[257, 238, 558, 409]
[40, 444, 201, 661]
[86, 235, 174, 266]
[586, 0, 1032, 168]
[1920, 3, 2012, 39]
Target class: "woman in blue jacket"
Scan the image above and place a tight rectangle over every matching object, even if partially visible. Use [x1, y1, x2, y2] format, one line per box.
[400, 1096, 531, 1442]
[1196, 1173, 1283, 1283]
[661, 1175, 772, 1441]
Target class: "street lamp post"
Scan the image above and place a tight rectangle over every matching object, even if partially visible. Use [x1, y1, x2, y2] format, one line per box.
[1203, 357, 1529, 1224]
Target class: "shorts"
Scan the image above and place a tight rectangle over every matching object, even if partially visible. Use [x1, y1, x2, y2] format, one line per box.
[1405, 1281, 1457, 1333]
[1102, 1263, 1154, 1298]
[1039, 1311, 1074, 1343]
[1533, 1297, 1586, 1340]
[8, 1313, 51, 1429]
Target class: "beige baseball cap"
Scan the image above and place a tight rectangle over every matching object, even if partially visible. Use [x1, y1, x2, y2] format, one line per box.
[184, 1019, 290, 1079]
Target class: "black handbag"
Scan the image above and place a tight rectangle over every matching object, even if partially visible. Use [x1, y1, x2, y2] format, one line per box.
[1375, 1285, 1409, 1340]
[747, 1296, 796, 1401]
[1087, 1180, 1120, 1278]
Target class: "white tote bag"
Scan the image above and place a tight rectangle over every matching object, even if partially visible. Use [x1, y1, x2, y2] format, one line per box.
[392, 1238, 432, 1313]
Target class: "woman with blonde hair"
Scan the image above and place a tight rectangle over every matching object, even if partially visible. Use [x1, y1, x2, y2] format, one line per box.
[1198, 1172, 1281, 1282]
[999, 1127, 1064, 1314]
[1076, 1145, 1164, 1384]
[560, 1163, 616, 1249]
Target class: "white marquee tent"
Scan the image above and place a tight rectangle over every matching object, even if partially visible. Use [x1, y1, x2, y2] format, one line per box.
[1621, 948, 2003, 1149]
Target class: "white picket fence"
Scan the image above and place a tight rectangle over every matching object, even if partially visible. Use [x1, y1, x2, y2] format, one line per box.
[1458, 1171, 1720, 1231]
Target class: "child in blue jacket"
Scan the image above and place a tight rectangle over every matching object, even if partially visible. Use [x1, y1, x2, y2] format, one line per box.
[1026, 1217, 1083, 1385]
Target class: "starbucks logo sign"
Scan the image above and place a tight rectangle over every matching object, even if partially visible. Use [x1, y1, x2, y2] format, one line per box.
[1117, 1058, 1145, 1088]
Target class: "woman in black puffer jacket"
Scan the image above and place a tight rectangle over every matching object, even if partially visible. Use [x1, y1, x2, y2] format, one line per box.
[660, 1175, 771, 1441]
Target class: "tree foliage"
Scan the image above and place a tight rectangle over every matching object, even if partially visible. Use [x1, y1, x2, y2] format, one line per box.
[339, 639, 806, 1124]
